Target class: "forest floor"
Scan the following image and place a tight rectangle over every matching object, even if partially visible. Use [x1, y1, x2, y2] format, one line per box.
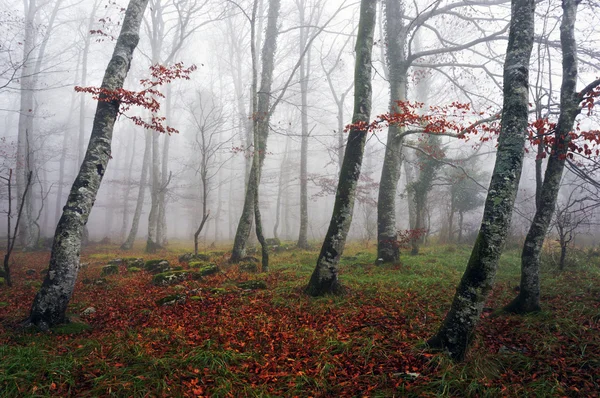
[1, 241, 599, 397]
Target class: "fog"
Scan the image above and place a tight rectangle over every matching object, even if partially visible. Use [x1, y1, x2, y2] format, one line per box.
[1, 0, 599, 252]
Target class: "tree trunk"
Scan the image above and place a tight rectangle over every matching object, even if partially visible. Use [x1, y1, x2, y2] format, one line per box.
[121, 128, 151, 250]
[426, 0, 535, 361]
[146, 129, 161, 252]
[305, 0, 376, 296]
[230, 0, 281, 262]
[27, 0, 148, 329]
[505, 0, 581, 314]
[376, 0, 407, 263]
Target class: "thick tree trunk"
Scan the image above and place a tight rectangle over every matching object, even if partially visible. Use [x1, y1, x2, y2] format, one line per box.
[305, 0, 376, 296]
[27, 0, 148, 329]
[121, 128, 151, 250]
[427, 0, 535, 361]
[231, 0, 281, 262]
[376, 0, 407, 263]
[505, 0, 581, 314]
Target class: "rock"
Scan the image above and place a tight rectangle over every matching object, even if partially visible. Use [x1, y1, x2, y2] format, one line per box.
[193, 263, 219, 277]
[237, 280, 267, 290]
[265, 238, 281, 247]
[155, 294, 186, 306]
[26, 269, 36, 276]
[144, 259, 170, 274]
[124, 258, 144, 268]
[239, 262, 258, 273]
[94, 278, 107, 285]
[152, 271, 189, 286]
[108, 258, 123, 265]
[179, 253, 210, 263]
[81, 307, 96, 316]
[101, 264, 119, 276]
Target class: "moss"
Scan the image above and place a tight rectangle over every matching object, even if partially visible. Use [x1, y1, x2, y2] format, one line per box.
[237, 280, 267, 290]
[144, 259, 170, 274]
[210, 288, 227, 295]
[51, 322, 91, 335]
[189, 296, 202, 301]
[0, 277, 5, 286]
[194, 263, 219, 277]
[179, 253, 211, 263]
[0, 301, 8, 307]
[101, 264, 119, 276]
[172, 266, 184, 271]
[155, 294, 185, 306]
[25, 281, 42, 289]
[128, 267, 141, 272]
[152, 271, 188, 286]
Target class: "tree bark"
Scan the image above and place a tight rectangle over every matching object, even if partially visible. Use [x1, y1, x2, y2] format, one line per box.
[27, 0, 148, 329]
[305, 0, 376, 296]
[121, 128, 151, 250]
[426, 0, 535, 361]
[230, 0, 281, 263]
[504, 0, 582, 314]
[376, 0, 407, 263]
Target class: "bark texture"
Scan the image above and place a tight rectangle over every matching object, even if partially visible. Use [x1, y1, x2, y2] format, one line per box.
[376, 0, 407, 263]
[27, 0, 148, 329]
[427, 0, 535, 360]
[504, 0, 581, 314]
[230, 0, 281, 262]
[305, 0, 376, 296]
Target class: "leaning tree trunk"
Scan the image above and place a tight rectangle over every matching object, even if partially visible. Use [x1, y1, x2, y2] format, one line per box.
[426, 0, 535, 361]
[27, 0, 149, 330]
[504, 0, 582, 314]
[230, 0, 281, 263]
[305, 0, 376, 296]
[376, 0, 407, 264]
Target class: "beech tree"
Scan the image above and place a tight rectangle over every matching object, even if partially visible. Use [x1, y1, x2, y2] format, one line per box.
[426, 0, 536, 360]
[305, 0, 376, 296]
[26, 0, 150, 330]
[504, 0, 600, 313]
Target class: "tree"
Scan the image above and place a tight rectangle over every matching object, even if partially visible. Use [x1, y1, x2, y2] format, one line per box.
[26, 0, 150, 330]
[504, 0, 600, 313]
[426, 0, 536, 360]
[305, 0, 376, 296]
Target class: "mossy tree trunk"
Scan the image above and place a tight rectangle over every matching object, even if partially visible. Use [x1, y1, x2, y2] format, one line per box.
[376, 0, 407, 263]
[231, 0, 281, 263]
[305, 0, 376, 296]
[505, 0, 583, 314]
[427, 0, 535, 360]
[27, 0, 149, 330]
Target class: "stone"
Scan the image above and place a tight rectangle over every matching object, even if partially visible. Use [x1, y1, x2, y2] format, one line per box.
[101, 264, 119, 276]
[125, 258, 144, 268]
[179, 253, 211, 263]
[108, 258, 123, 265]
[265, 238, 281, 247]
[193, 263, 219, 277]
[239, 262, 258, 273]
[155, 294, 186, 306]
[152, 271, 189, 286]
[237, 280, 267, 290]
[81, 307, 96, 316]
[144, 259, 170, 274]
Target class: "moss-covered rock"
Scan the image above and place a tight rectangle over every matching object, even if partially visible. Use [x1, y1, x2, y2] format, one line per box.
[265, 238, 281, 247]
[124, 258, 144, 268]
[101, 264, 119, 276]
[144, 259, 170, 274]
[152, 271, 189, 286]
[237, 280, 267, 290]
[128, 267, 141, 273]
[172, 266, 184, 271]
[108, 258, 123, 265]
[194, 263, 219, 277]
[239, 262, 258, 273]
[155, 294, 186, 306]
[179, 253, 211, 263]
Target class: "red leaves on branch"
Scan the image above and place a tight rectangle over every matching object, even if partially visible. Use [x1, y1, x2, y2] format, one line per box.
[75, 62, 197, 134]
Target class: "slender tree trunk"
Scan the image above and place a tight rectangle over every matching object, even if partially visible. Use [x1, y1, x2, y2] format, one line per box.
[27, 0, 148, 329]
[273, 138, 289, 240]
[504, 0, 582, 314]
[376, 0, 407, 263]
[426, 0, 535, 361]
[146, 130, 161, 252]
[305, 0, 376, 296]
[120, 129, 137, 241]
[157, 85, 171, 246]
[121, 129, 151, 250]
[230, 0, 281, 263]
